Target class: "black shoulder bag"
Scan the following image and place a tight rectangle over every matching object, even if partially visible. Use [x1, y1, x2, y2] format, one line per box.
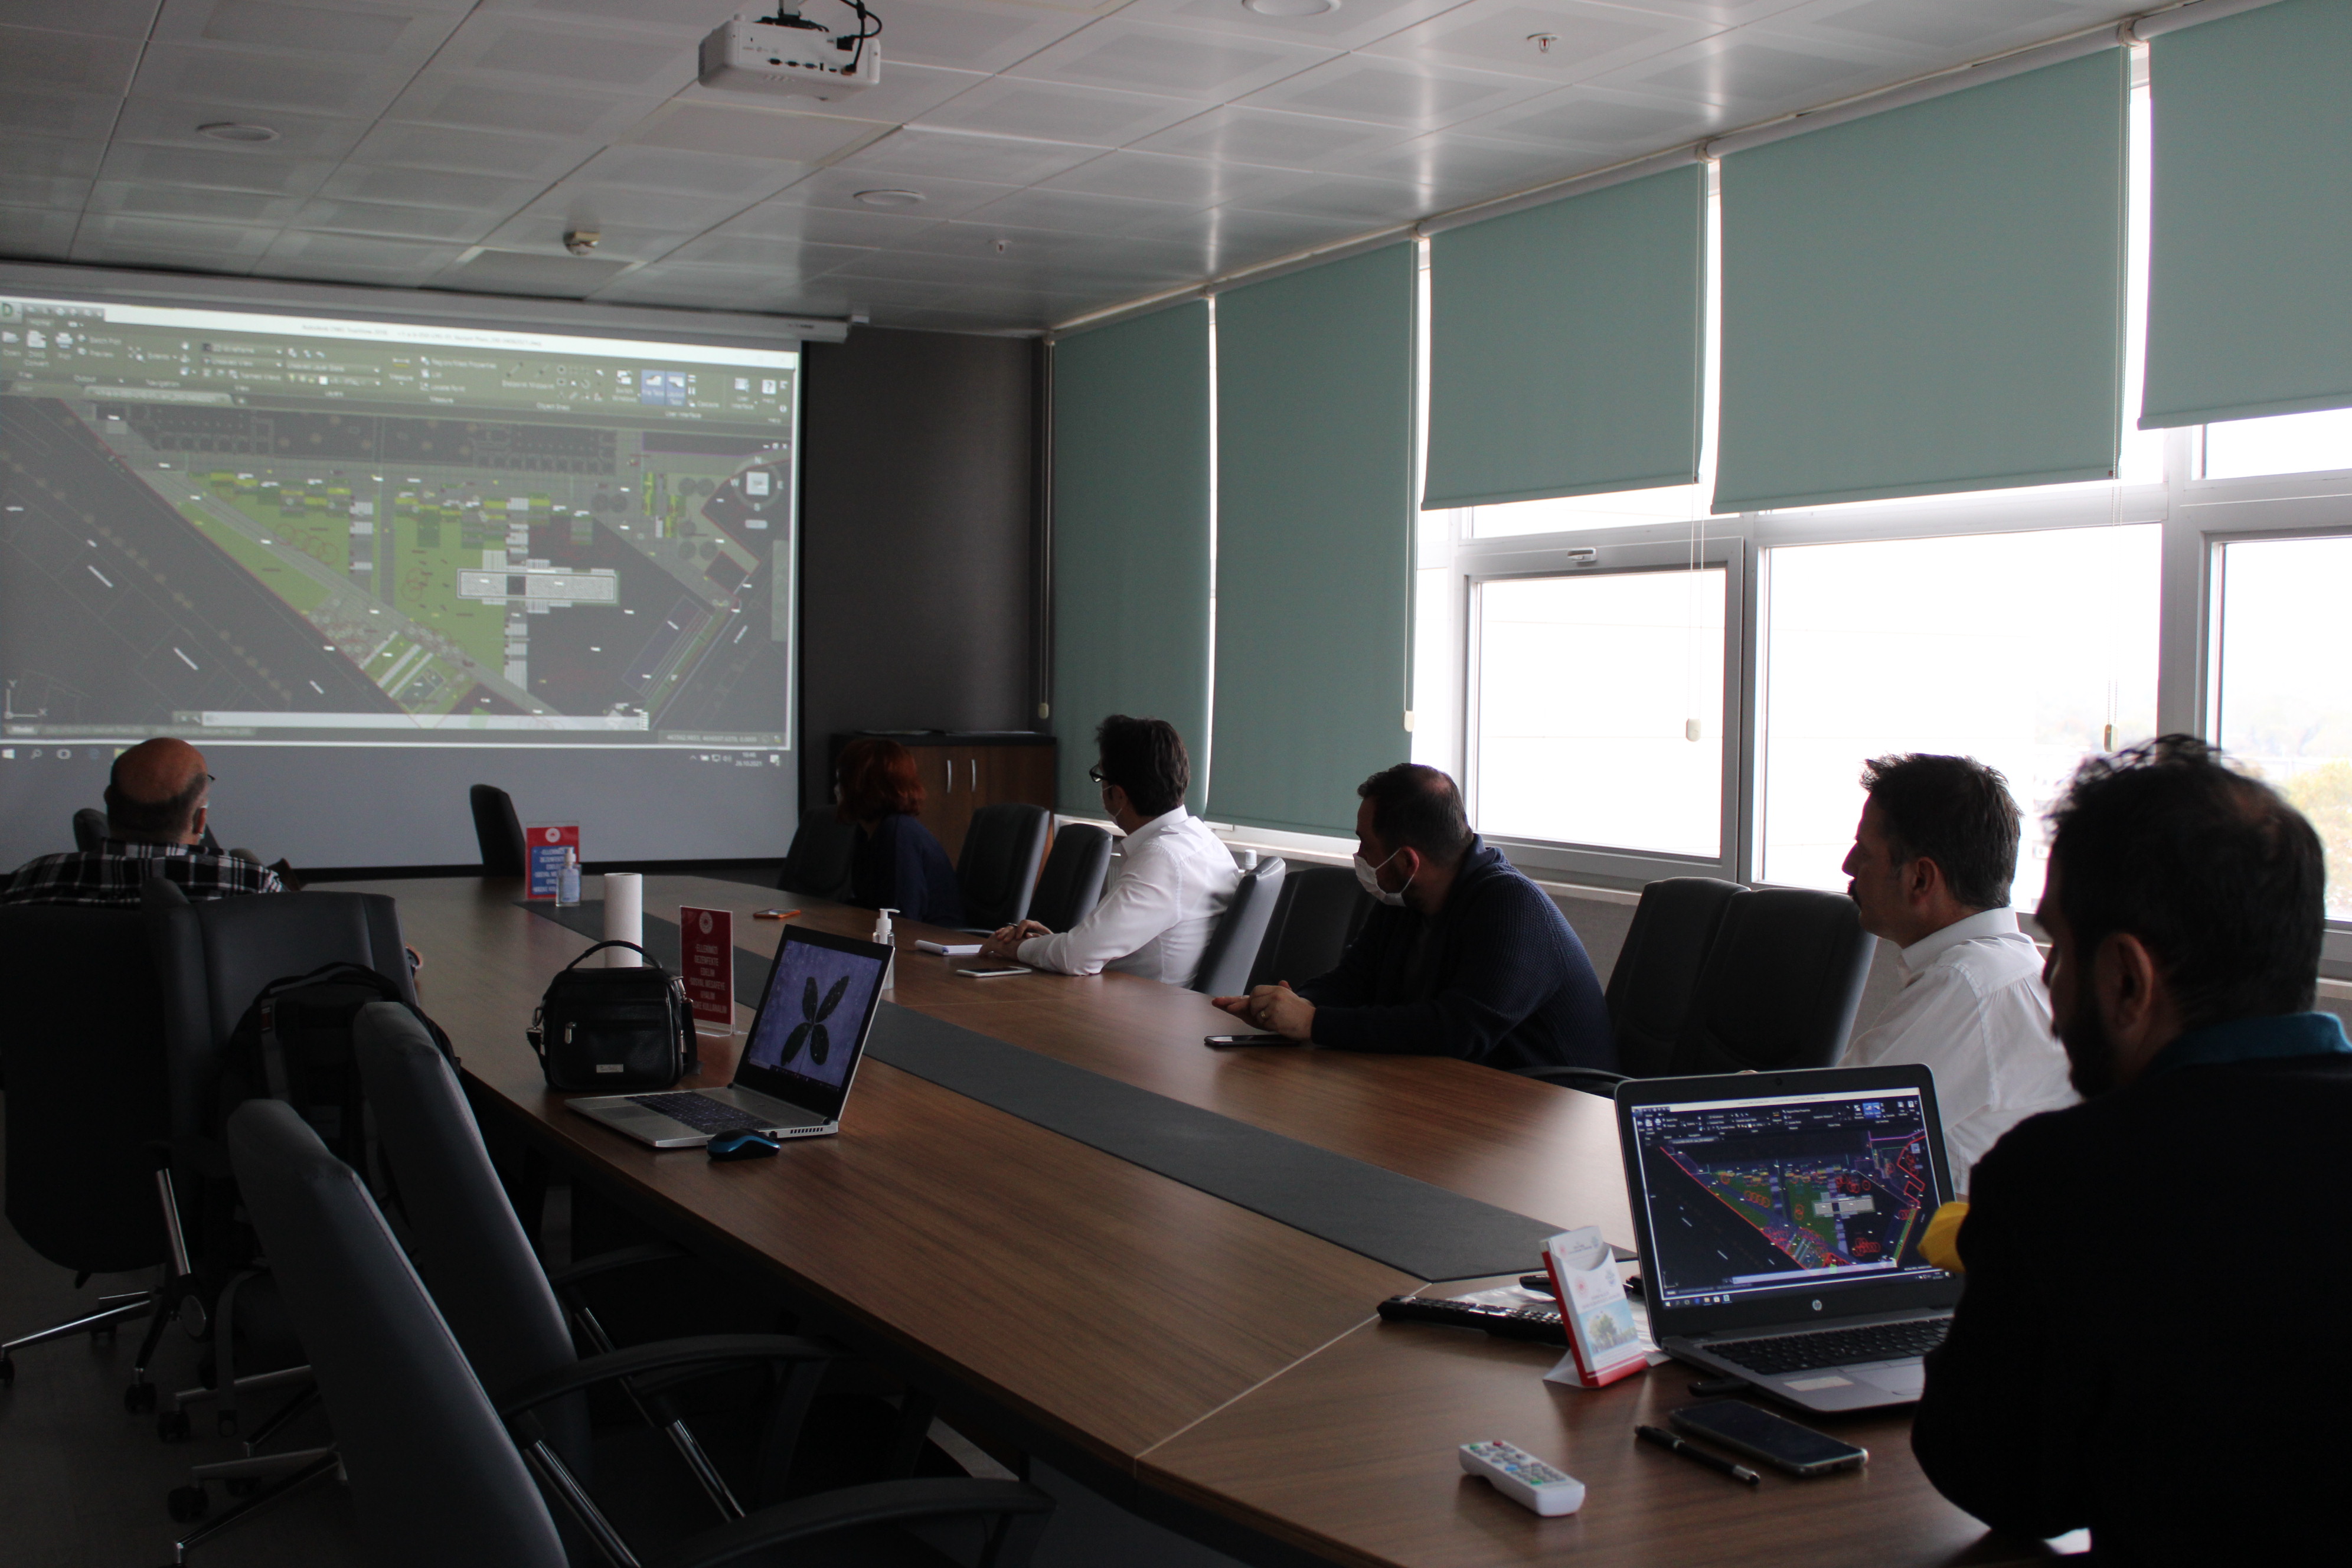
[527, 940, 697, 1091]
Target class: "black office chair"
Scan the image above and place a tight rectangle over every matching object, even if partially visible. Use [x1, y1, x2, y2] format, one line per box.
[956, 803, 1049, 932]
[227, 1097, 1056, 1568]
[72, 806, 110, 852]
[1518, 876, 1743, 1096]
[1023, 824, 1112, 935]
[470, 785, 528, 877]
[1669, 888, 1873, 1076]
[1190, 858, 1286, 997]
[0, 906, 184, 1408]
[776, 806, 857, 901]
[1244, 864, 1369, 991]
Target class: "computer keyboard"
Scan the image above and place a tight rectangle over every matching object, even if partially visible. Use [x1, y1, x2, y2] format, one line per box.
[628, 1092, 766, 1135]
[1705, 1317, 1950, 1376]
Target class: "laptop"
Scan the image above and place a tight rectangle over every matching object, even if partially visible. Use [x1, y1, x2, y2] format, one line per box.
[569, 925, 891, 1149]
[1615, 1066, 1962, 1413]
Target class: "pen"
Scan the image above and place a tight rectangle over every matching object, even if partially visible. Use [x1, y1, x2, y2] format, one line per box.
[1635, 1425, 1761, 1486]
[753, 909, 800, 920]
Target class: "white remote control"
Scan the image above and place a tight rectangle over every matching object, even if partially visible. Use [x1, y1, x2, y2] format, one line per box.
[1458, 1440, 1587, 1516]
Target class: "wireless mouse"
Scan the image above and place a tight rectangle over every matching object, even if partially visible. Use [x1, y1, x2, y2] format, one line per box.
[707, 1129, 781, 1162]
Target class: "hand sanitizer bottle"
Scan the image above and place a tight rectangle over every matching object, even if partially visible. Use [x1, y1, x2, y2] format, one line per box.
[557, 847, 581, 906]
[873, 907, 897, 997]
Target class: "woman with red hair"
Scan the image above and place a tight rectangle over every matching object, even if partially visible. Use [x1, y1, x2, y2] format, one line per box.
[835, 738, 963, 926]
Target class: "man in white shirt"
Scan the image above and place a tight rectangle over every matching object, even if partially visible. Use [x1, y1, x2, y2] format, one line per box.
[981, 716, 1239, 986]
[1838, 753, 2077, 1190]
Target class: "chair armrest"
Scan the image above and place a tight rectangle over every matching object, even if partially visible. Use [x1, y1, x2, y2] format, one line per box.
[495, 1334, 835, 1420]
[544, 1242, 688, 1292]
[647, 1479, 1054, 1568]
[1511, 1066, 1628, 1097]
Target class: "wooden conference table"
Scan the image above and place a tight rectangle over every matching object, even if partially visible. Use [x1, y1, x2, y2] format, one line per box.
[329, 873, 2054, 1568]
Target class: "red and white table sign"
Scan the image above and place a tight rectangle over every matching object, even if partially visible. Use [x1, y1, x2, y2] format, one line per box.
[678, 906, 734, 1032]
[523, 824, 580, 900]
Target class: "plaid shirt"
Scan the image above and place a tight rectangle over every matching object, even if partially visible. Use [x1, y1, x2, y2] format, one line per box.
[0, 838, 285, 907]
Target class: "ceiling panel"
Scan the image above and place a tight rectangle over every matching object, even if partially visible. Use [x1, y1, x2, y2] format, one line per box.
[1775, 0, 2130, 54]
[761, 165, 1024, 221]
[508, 180, 763, 233]
[958, 184, 1206, 239]
[1335, 128, 1618, 201]
[344, 121, 594, 180]
[1227, 169, 1437, 225]
[1117, 0, 1478, 54]
[0, 91, 139, 142]
[1448, 79, 1726, 150]
[0, 209, 86, 260]
[475, 217, 695, 264]
[129, 44, 421, 118]
[835, 126, 1104, 185]
[1128, 104, 1418, 171]
[1006, 18, 1342, 100]
[112, 100, 378, 159]
[674, 60, 990, 125]
[0, 175, 97, 214]
[289, 197, 508, 241]
[3, 1, 168, 41]
[863, 0, 1108, 73]
[1237, 53, 1562, 129]
[382, 74, 665, 140]
[99, 143, 342, 196]
[1356, 0, 1721, 82]
[918, 76, 1211, 147]
[430, 247, 635, 297]
[429, 12, 703, 94]
[88, 182, 309, 227]
[661, 233, 881, 272]
[1585, 25, 1909, 109]
[151, 0, 472, 70]
[73, 214, 276, 266]
[318, 165, 551, 210]
[260, 230, 469, 288]
[6, 142, 112, 184]
[620, 100, 892, 164]
[709, 198, 958, 246]
[0, 26, 146, 97]
[1039, 149, 1309, 210]
[472, 0, 731, 35]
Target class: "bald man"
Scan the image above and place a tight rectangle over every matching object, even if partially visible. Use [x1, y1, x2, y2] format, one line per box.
[0, 738, 283, 907]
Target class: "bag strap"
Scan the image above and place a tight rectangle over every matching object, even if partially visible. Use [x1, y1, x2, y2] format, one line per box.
[254, 960, 403, 1003]
[561, 940, 648, 972]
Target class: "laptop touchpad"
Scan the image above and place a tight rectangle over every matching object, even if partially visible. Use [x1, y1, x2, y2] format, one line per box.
[1848, 1361, 1926, 1398]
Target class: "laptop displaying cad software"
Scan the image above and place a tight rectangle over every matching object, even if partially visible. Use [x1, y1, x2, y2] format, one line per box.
[569, 925, 891, 1149]
[1615, 1066, 1963, 1413]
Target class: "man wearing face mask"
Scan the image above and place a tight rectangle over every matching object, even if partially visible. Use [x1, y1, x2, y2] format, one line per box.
[1211, 763, 1613, 1071]
[1911, 736, 2352, 1565]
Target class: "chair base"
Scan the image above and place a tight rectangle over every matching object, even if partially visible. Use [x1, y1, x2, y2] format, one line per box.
[2, 1283, 163, 1407]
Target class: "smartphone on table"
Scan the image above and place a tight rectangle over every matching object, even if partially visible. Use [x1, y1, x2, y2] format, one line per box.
[1668, 1402, 1867, 1476]
[955, 962, 1032, 979]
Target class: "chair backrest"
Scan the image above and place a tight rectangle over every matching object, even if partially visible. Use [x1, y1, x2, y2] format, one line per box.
[145, 881, 419, 1139]
[227, 1099, 570, 1568]
[71, 807, 109, 853]
[469, 785, 527, 877]
[956, 803, 1050, 930]
[776, 806, 857, 900]
[1190, 857, 1287, 997]
[1025, 824, 1112, 934]
[1244, 864, 1369, 991]
[0, 905, 171, 1275]
[1605, 877, 1743, 1079]
[1670, 888, 1874, 1076]
[354, 1004, 589, 1471]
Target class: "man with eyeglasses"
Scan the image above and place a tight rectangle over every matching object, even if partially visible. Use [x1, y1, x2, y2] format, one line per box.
[0, 737, 284, 906]
[981, 715, 1239, 987]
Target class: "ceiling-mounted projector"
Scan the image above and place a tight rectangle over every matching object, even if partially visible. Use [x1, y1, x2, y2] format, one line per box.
[700, 5, 881, 101]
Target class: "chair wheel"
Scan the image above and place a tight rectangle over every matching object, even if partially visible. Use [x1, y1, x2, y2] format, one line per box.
[224, 1476, 262, 1498]
[157, 1409, 192, 1442]
[166, 1484, 209, 1523]
[125, 1382, 158, 1414]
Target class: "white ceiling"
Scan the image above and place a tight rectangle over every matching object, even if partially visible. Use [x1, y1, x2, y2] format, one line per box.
[0, 0, 2145, 336]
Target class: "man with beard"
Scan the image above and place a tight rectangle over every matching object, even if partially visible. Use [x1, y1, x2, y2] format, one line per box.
[1911, 736, 2352, 1565]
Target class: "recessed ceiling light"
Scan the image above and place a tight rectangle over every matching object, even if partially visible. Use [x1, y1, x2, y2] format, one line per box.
[197, 122, 279, 143]
[853, 189, 925, 208]
[1243, 0, 1339, 15]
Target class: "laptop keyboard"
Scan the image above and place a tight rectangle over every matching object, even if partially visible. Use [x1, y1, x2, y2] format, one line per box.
[1706, 1317, 1951, 1376]
[626, 1092, 768, 1135]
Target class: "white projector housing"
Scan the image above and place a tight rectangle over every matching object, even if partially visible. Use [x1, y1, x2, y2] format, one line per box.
[699, 12, 880, 101]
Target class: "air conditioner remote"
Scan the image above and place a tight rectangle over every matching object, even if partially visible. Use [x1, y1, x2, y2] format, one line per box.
[1458, 1440, 1586, 1516]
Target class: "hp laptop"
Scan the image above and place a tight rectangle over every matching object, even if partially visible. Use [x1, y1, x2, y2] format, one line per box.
[1615, 1066, 1962, 1413]
[569, 925, 891, 1149]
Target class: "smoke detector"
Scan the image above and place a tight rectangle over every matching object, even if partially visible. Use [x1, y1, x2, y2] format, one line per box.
[564, 228, 600, 256]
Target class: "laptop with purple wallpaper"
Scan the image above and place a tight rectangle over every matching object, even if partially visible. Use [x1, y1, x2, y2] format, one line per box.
[569, 925, 891, 1149]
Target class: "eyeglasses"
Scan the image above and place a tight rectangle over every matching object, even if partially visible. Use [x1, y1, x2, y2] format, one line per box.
[1087, 765, 1108, 785]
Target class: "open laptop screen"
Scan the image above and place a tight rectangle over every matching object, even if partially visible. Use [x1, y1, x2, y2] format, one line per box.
[734, 927, 889, 1123]
[1628, 1084, 1951, 1314]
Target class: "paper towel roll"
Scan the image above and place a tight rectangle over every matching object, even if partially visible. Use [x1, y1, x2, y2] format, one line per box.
[602, 872, 643, 966]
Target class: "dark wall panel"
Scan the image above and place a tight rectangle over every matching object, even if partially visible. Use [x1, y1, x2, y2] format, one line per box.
[798, 328, 1041, 806]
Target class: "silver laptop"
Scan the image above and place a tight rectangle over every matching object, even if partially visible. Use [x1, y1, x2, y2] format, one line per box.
[1615, 1066, 1962, 1413]
[569, 925, 891, 1149]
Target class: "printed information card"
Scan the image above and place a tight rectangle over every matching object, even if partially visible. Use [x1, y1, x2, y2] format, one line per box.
[1541, 1226, 1652, 1390]
[678, 906, 734, 1031]
[523, 824, 580, 901]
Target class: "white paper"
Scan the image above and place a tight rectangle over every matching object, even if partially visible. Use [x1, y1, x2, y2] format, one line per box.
[602, 872, 642, 966]
[916, 940, 982, 956]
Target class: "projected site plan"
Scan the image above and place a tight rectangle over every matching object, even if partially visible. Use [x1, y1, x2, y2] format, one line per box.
[0, 294, 795, 747]
[1631, 1090, 1944, 1309]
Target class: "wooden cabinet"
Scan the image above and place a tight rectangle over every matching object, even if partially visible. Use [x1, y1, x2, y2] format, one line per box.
[831, 732, 1056, 864]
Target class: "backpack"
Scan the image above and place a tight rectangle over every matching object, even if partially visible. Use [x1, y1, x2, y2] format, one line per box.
[217, 962, 455, 1169]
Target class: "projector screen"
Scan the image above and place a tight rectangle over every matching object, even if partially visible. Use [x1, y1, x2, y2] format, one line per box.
[0, 285, 801, 870]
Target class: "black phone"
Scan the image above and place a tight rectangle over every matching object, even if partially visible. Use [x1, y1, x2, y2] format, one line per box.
[1668, 1402, 1867, 1476]
[1203, 1033, 1292, 1048]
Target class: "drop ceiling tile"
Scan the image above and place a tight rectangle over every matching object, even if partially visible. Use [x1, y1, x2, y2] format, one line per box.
[893, 306, 1041, 332]
[711, 200, 953, 247]
[1584, 26, 1909, 110]
[1229, 169, 1437, 224]
[100, 143, 341, 196]
[1117, 0, 1478, 54]
[918, 76, 1210, 148]
[475, 214, 701, 264]
[1039, 149, 1307, 210]
[1128, 104, 1417, 171]
[0, 90, 132, 142]
[566, 145, 813, 200]
[590, 273, 860, 319]
[857, 0, 1103, 74]
[73, 214, 276, 260]
[897, 221, 1206, 281]
[152, 0, 470, 69]
[677, 61, 989, 125]
[511, 180, 755, 233]
[1124, 200, 1367, 256]
[1592, 0, 1810, 18]
[834, 126, 1102, 185]
[662, 234, 882, 272]
[6, 141, 110, 182]
[1238, 52, 1562, 129]
[763, 165, 1021, 221]
[430, 247, 636, 298]
[259, 257, 463, 289]
[580, 266, 793, 311]
[0, 26, 145, 96]
[959, 184, 1200, 239]
[429, 13, 701, 94]
[1334, 129, 1600, 202]
[821, 247, 1059, 289]
[384, 74, 665, 140]
[263, 230, 469, 272]
[0, 209, 83, 260]
[1007, 18, 1339, 100]
[86, 180, 311, 224]
[292, 197, 506, 241]
[5, 2, 166, 41]
[318, 165, 550, 210]
[0, 175, 93, 213]
[1447, 79, 1727, 151]
[1355, 0, 1718, 84]
[129, 42, 413, 117]
[345, 122, 592, 180]
[472, 0, 720, 35]
[1768, 0, 2121, 57]
[112, 100, 376, 159]
[620, 100, 890, 164]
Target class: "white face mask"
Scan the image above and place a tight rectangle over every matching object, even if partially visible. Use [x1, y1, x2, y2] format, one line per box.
[1353, 849, 1411, 907]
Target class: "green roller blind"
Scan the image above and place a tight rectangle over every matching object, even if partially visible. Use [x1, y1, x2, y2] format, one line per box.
[2142, 0, 2352, 428]
[1050, 302, 1212, 814]
[1211, 244, 1415, 837]
[1425, 165, 1705, 509]
[1714, 50, 2127, 514]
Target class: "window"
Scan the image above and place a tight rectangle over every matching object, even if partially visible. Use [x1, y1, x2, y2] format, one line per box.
[2202, 408, 2352, 480]
[1473, 568, 1726, 859]
[2211, 534, 2352, 919]
[1759, 526, 2161, 902]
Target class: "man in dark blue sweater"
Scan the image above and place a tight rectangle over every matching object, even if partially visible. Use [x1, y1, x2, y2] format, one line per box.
[1211, 764, 1615, 1072]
